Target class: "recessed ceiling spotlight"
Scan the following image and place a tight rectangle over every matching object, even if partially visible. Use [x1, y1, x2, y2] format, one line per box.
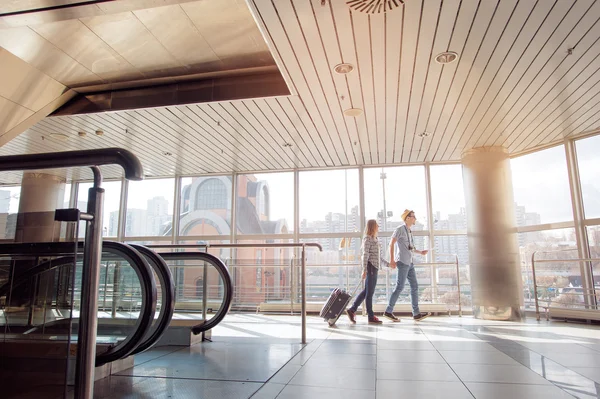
[418, 131, 431, 138]
[434, 51, 458, 64]
[78, 131, 86, 137]
[95, 129, 104, 136]
[343, 108, 363, 117]
[334, 63, 354, 74]
[162, 151, 172, 156]
[283, 142, 293, 148]
[49, 133, 69, 141]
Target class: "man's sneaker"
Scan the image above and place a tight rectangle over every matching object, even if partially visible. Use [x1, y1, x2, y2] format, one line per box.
[383, 312, 400, 322]
[413, 312, 431, 321]
[346, 309, 356, 323]
[368, 316, 383, 324]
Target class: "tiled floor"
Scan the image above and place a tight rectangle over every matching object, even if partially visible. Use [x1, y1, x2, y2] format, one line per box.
[92, 314, 600, 398]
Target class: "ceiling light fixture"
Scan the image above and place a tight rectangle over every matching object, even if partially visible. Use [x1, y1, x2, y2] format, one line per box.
[78, 131, 86, 137]
[346, 0, 404, 14]
[435, 51, 458, 64]
[334, 63, 354, 74]
[344, 108, 363, 117]
[49, 133, 69, 141]
[163, 151, 172, 156]
[283, 142, 293, 148]
[418, 131, 431, 138]
[95, 129, 104, 136]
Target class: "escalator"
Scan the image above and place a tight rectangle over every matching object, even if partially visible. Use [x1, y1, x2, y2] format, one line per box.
[0, 242, 161, 377]
[153, 251, 233, 336]
[0, 148, 233, 398]
[0, 240, 233, 396]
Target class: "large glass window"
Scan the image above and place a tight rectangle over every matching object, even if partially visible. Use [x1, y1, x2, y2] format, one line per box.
[518, 228, 579, 309]
[0, 185, 20, 239]
[77, 180, 121, 238]
[363, 166, 427, 232]
[430, 164, 466, 231]
[300, 236, 362, 302]
[511, 145, 572, 226]
[166, 239, 230, 314]
[299, 169, 359, 234]
[434, 235, 469, 266]
[432, 236, 470, 307]
[576, 135, 600, 219]
[587, 226, 600, 305]
[126, 178, 174, 237]
[179, 176, 232, 236]
[231, 239, 294, 307]
[236, 172, 294, 235]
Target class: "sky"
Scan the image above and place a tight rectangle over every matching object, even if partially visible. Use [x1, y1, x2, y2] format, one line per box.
[511, 145, 576, 224]
[259, 165, 466, 225]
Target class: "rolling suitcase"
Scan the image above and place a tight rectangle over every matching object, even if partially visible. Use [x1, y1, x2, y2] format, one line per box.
[319, 282, 362, 326]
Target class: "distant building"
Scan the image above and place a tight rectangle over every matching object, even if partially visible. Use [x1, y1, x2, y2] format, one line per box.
[163, 175, 290, 305]
[515, 203, 542, 246]
[108, 197, 171, 237]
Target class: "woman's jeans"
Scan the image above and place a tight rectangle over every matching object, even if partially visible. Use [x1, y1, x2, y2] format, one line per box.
[386, 261, 420, 316]
[349, 263, 378, 318]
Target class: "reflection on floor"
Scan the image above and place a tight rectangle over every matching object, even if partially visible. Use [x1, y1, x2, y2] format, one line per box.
[94, 314, 600, 398]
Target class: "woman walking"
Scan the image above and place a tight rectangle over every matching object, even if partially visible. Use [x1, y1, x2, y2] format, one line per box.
[346, 219, 387, 324]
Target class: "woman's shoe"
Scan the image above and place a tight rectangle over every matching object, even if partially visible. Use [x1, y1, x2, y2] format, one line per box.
[346, 309, 356, 323]
[368, 316, 383, 324]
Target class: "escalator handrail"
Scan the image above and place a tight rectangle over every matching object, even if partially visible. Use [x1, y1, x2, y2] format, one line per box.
[129, 244, 175, 355]
[0, 241, 157, 366]
[0, 148, 143, 181]
[156, 251, 232, 335]
[92, 241, 156, 366]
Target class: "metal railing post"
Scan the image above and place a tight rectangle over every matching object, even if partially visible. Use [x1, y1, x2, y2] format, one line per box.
[301, 244, 306, 345]
[201, 260, 209, 341]
[112, 262, 120, 318]
[290, 255, 295, 315]
[102, 264, 109, 311]
[75, 167, 104, 399]
[455, 255, 462, 317]
[531, 252, 540, 321]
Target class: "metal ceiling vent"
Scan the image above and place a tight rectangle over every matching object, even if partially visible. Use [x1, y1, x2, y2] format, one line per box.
[346, 0, 404, 14]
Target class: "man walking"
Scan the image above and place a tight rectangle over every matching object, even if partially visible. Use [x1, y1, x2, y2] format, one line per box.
[383, 209, 431, 322]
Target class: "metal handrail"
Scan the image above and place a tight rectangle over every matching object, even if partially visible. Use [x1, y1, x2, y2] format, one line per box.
[129, 244, 175, 355]
[531, 251, 600, 321]
[94, 242, 156, 365]
[0, 148, 143, 181]
[156, 252, 232, 335]
[146, 243, 323, 250]
[146, 243, 323, 344]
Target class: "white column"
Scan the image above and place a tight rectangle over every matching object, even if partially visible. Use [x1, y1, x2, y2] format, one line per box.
[462, 147, 523, 320]
[15, 172, 66, 243]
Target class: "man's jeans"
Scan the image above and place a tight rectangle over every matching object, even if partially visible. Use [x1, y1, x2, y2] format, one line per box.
[350, 263, 378, 318]
[386, 261, 420, 316]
